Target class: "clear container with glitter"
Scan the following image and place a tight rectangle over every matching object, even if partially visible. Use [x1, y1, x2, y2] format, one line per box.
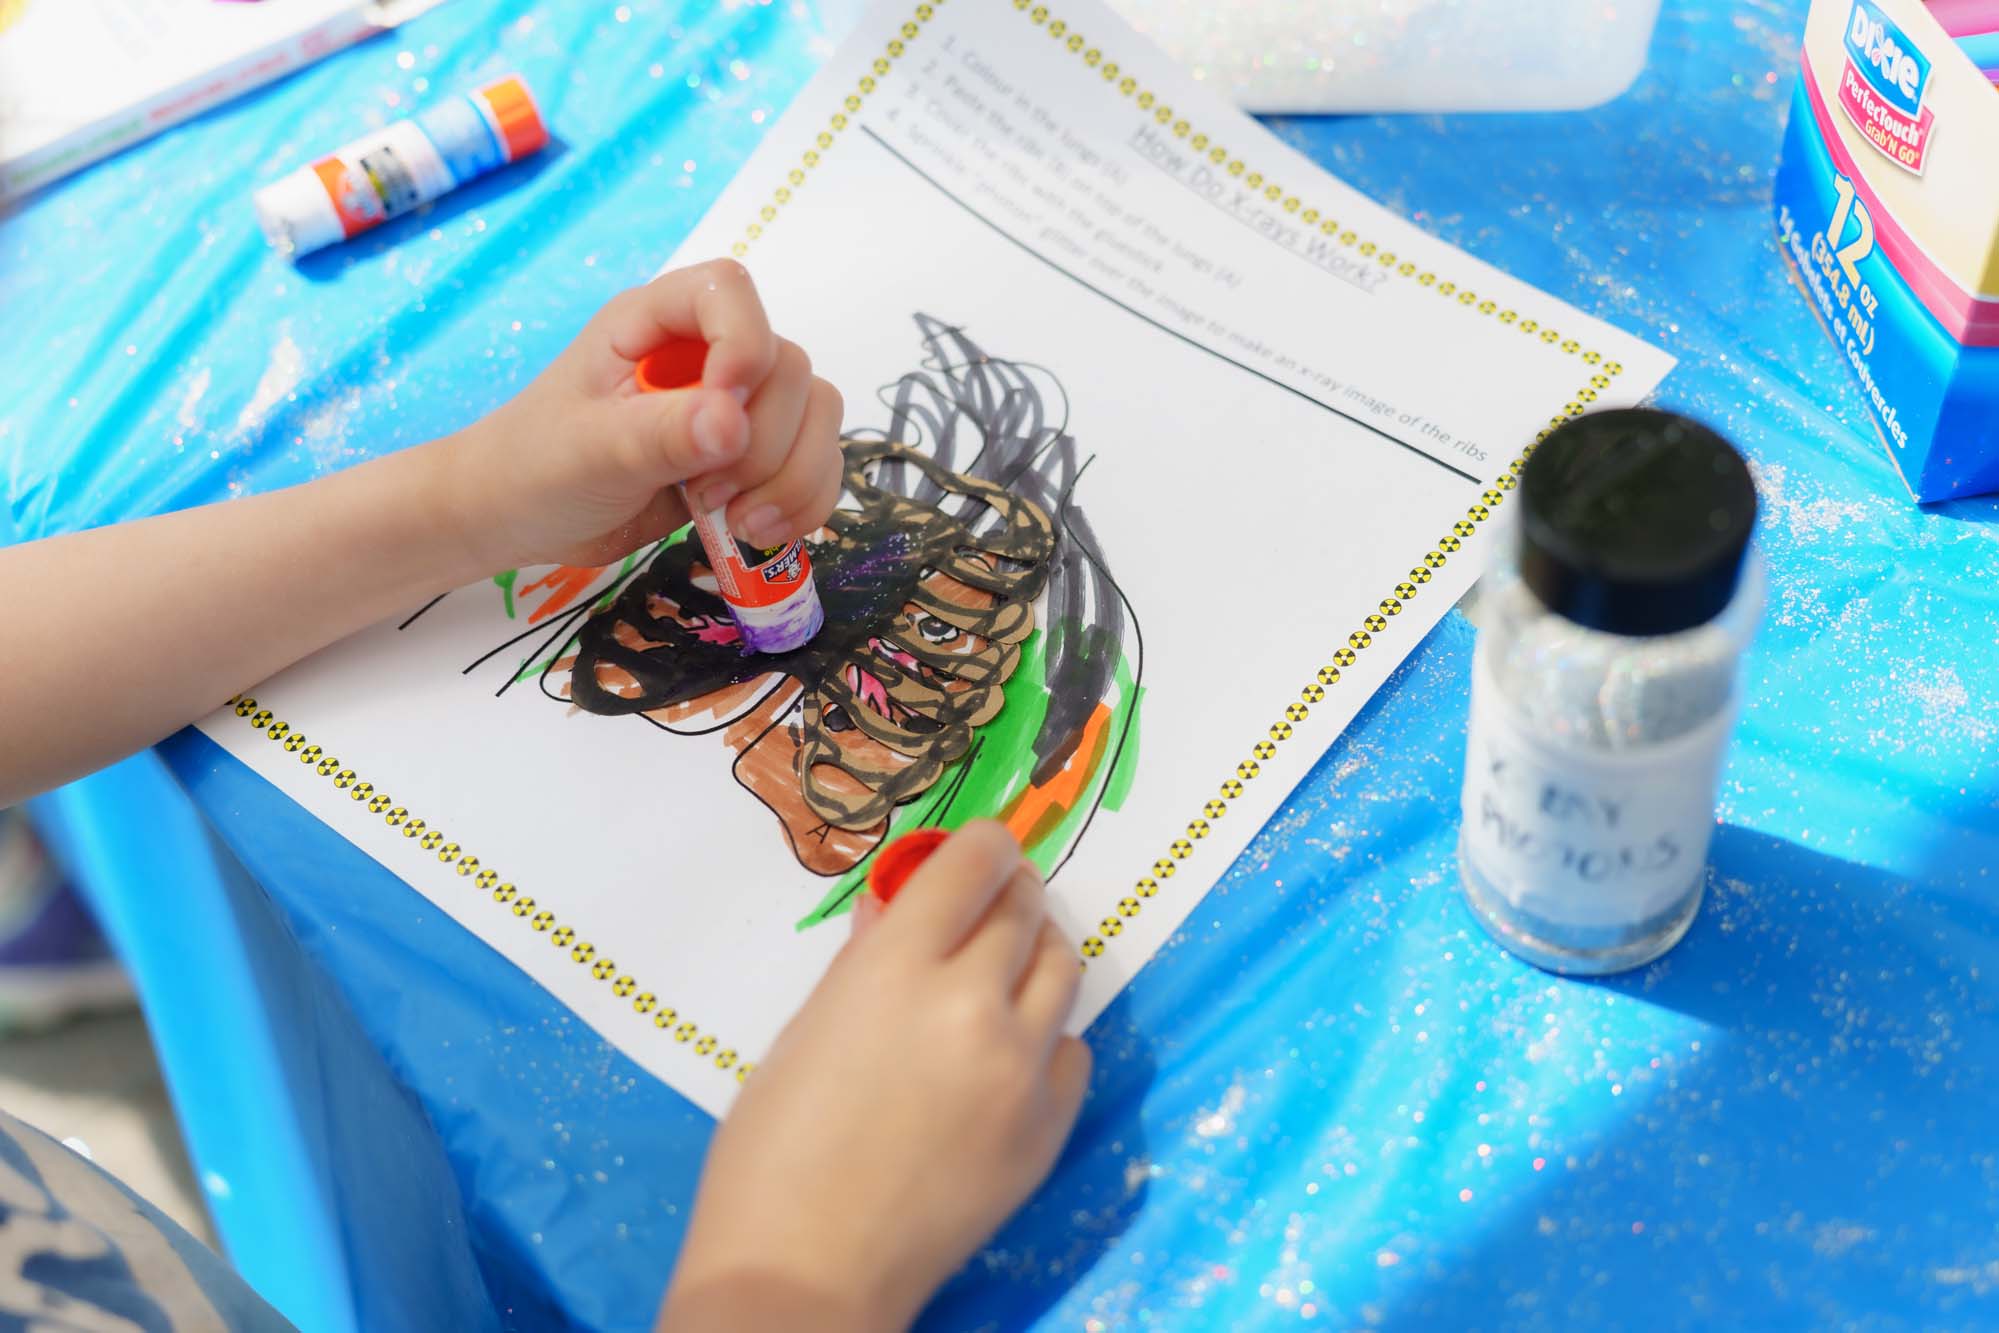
[1457, 408, 1762, 975]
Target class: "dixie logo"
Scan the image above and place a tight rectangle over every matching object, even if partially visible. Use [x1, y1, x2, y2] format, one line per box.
[1835, 0, 1938, 174]
[1844, 0, 1930, 117]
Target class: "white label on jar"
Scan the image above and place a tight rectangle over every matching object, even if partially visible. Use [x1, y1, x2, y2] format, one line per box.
[1459, 652, 1735, 930]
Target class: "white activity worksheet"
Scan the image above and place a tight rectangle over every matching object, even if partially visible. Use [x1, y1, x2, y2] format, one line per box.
[202, 0, 1672, 1117]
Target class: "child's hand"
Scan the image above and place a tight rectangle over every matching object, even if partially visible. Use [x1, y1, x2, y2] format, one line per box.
[0, 263, 845, 805]
[660, 823, 1092, 1332]
[445, 260, 845, 573]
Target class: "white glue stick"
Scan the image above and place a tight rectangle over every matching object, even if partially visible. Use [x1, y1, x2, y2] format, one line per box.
[253, 74, 547, 257]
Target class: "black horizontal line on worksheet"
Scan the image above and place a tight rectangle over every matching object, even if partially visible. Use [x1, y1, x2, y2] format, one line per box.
[1126, 136, 1378, 299]
[856, 124, 1480, 486]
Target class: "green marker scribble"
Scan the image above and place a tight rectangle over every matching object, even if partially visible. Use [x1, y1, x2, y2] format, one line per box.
[493, 569, 519, 619]
[794, 628, 1143, 930]
[1100, 683, 1144, 812]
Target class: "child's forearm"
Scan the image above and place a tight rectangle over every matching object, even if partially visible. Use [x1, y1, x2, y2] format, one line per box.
[655, 1273, 889, 1333]
[0, 437, 484, 807]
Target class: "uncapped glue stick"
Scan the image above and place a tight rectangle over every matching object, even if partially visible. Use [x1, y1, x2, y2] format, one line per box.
[634, 341, 826, 655]
[253, 75, 547, 257]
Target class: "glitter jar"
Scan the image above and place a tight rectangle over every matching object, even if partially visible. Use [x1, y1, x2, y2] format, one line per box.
[1457, 409, 1761, 975]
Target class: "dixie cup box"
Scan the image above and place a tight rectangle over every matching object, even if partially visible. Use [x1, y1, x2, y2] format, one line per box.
[1774, 0, 1999, 502]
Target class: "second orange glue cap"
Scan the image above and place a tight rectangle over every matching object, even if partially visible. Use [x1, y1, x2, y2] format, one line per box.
[866, 828, 952, 905]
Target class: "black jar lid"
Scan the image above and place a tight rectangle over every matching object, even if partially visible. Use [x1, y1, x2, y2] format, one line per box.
[1517, 408, 1757, 637]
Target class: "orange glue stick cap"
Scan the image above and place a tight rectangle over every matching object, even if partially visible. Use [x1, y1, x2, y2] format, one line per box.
[480, 75, 549, 162]
[866, 828, 952, 905]
[635, 339, 708, 394]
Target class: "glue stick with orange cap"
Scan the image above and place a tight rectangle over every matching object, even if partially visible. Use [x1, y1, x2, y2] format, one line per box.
[254, 74, 547, 258]
[634, 339, 827, 655]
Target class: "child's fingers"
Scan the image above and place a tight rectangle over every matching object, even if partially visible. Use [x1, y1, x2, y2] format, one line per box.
[823, 891, 883, 973]
[1045, 1035, 1093, 1132]
[727, 381, 844, 548]
[794, 418, 848, 537]
[850, 891, 883, 940]
[883, 821, 1024, 957]
[952, 864, 1046, 985]
[686, 338, 812, 520]
[618, 386, 751, 486]
[602, 261, 779, 396]
[1015, 919, 1083, 1040]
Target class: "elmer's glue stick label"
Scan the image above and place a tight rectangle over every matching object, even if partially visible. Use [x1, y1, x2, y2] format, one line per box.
[253, 75, 547, 258]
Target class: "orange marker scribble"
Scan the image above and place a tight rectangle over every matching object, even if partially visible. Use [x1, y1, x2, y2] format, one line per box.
[1003, 702, 1113, 848]
[519, 566, 602, 624]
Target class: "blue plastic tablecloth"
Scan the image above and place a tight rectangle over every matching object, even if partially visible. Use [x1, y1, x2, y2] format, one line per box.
[6, 1, 1999, 1329]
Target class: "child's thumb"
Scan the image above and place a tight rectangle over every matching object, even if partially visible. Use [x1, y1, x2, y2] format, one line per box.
[618, 385, 749, 486]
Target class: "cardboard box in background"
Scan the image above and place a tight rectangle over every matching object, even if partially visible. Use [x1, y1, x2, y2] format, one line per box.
[1773, 0, 1999, 502]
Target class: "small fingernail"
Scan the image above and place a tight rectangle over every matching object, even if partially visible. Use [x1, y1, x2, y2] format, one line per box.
[690, 404, 734, 465]
[695, 480, 739, 512]
[737, 504, 784, 546]
[727, 385, 750, 406]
